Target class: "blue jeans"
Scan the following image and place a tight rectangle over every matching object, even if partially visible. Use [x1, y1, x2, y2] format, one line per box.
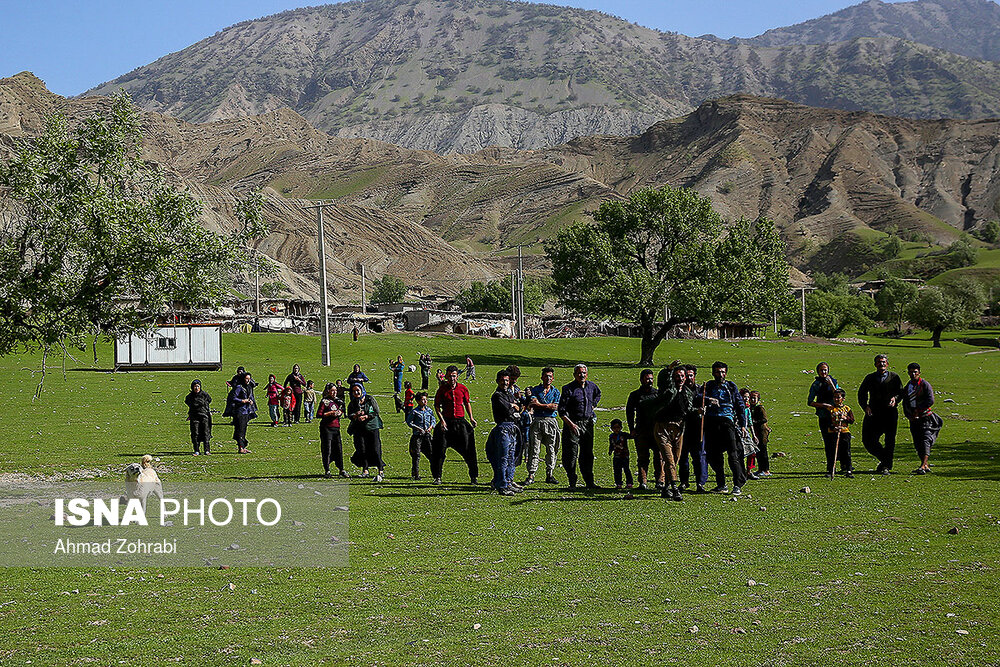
[486, 422, 518, 491]
[303, 402, 314, 422]
[394, 374, 403, 394]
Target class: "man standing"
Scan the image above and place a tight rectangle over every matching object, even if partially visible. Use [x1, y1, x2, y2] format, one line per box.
[648, 365, 695, 501]
[558, 364, 602, 490]
[626, 369, 659, 490]
[701, 361, 748, 495]
[680, 365, 708, 492]
[433, 365, 479, 485]
[525, 367, 561, 485]
[857, 354, 904, 474]
[419, 353, 432, 390]
[902, 363, 942, 475]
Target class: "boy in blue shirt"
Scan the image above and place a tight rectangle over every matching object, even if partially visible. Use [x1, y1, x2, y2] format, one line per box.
[405, 392, 436, 480]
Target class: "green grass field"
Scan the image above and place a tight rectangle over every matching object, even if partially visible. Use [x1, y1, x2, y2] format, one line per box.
[1, 332, 998, 666]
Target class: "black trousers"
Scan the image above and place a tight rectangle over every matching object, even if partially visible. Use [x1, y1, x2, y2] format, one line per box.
[613, 455, 633, 487]
[431, 417, 478, 481]
[320, 425, 344, 473]
[420, 371, 429, 390]
[562, 417, 596, 487]
[680, 416, 708, 486]
[292, 392, 303, 422]
[634, 431, 662, 483]
[862, 410, 898, 470]
[409, 432, 433, 477]
[189, 415, 211, 452]
[233, 413, 251, 449]
[703, 416, 747, 488]
[823, 431, 852, 473]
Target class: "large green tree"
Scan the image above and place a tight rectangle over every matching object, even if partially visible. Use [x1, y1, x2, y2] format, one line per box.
[545, 186, 789, 364]
[370, 275, 407, 304]
[907, 279, 988, 347]
[0, 92, 267, 381]
[455, 275, 548, 314]
[875, 276, 919, 333]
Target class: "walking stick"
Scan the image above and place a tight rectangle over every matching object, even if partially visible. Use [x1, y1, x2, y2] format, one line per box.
[831, 419, 842, 478]
[698, 382, 707, 444]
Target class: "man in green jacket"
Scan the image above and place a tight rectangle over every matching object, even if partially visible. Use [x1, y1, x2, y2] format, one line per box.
[642, 365, 695, 501]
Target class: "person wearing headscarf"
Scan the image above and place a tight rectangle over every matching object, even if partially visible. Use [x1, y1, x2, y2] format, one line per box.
[347, 382, 385, 481]
[317, 382, 347, 478]
[184, 379, 212, 455]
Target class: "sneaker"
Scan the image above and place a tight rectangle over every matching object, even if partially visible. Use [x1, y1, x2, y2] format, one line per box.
[746, 472, 760, 481]
[678, 482, 690, 491]
[433, 478, 442, 485]
[509, 481, 524, 490]
[193, 451, 200, 456]
[881, 468, 892, 476]
[844, 471, 855, 478]
[616, 484, 623, 490]
[374, 473, 384, 483]
[324, 472, 332, 479]
[696, 484, 706, 493]
[757, 471, 771, 478]
[654, 482, 665, 490]
[731, 486, 742, 496]
[710, 485, 728, 494]
[914, 467, 929, 475]
[660, 486, 672, 499]
[359, 470, 370, 478]
[507, 485, 524, 494]
[524, 474, 535, 486]
[470, 477, 478, 485]
[339, 470, 350, 478]
[204, 450, 211, 455]
[671, 486, 684, 502]
[499, 489, 516, 496]
[638, 482, 648, 491]
[545, 475, 558, 484]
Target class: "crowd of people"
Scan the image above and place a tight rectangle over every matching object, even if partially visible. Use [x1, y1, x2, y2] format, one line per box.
[181, 352, 943, 498]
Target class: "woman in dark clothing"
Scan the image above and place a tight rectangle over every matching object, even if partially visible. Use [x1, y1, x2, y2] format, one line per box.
[284, 364, 306, 423]
[232, 372, 257, 454]
[184, 379, 212, 455]
[347, 364, 370, 387]
[317, 382, 347, 478]
[347, 383, 385, 481]
[749, 390, 770, 476]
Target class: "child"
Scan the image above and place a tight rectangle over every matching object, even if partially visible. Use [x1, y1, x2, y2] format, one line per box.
[303, 380, 317, 423]
[608, 419, 634, 490]
[266, 374, 283, 427]
[405, 392, 436, 480]
[465, 355, 476, 380]
[749, 390, 771, 477]
[281, 386, 296, 426]
[823, 389, 855, 478]
[403, 381, 415, 417]
[740, 388, 760, 480]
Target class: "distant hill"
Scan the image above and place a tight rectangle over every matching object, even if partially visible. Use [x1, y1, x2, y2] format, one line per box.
[746, 0, 1000, 63]
[83, 0, 1000, 153]
[6, 73, 999, 292]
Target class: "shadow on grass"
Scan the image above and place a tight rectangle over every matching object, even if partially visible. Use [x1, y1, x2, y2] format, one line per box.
[930, 440, 1000, 481]
[436, 354, 646, 371]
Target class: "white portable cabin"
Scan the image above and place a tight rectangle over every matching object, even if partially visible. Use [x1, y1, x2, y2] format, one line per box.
[115, 324, 223, 371]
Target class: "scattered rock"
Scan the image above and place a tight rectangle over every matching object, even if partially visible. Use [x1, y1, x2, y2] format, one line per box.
[218, 565, 230, 570]
[227, 544, 240, 550]
[747, 579, 756, 587]
[800, 486, 811, 494]
[956, 629, 969, 635]
[948, 527, 960, 535]
[473, 623, 482, 630]
[732, 627, 747, 634]
[251, 659, 263, 665]
[291, 520, 305, 526]
[759, 506, 767, 512]
[689, 626, 699, 634]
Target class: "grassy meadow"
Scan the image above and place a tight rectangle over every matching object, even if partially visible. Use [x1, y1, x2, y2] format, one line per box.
[0, 331, 998, 666]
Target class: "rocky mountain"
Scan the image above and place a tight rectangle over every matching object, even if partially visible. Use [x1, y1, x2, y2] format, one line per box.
[746, 0, 1000, 63]
[5, 73, 999, 295]
[83, 0, 1000, 154]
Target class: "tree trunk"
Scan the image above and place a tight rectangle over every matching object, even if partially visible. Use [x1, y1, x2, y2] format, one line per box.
[932, 326, 943, 348]
[639, 320, 671, 366]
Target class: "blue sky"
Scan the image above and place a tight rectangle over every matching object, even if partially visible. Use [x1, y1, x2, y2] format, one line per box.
[1, 0, 889, 96]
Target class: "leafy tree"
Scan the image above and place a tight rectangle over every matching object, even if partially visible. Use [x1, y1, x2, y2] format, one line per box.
[946, 237, 978, 267]
[875, 276, 919, 333]
[455, 275, 547, 314]
[260, 281, 290, 298]
[545, 186, 789, 364]
[0, 92, 267, 386]
[370, 275, 406, 304]
[782, 273, 877, 338]
[974, 219, 1000, 244]
[907, 279, 987, 347]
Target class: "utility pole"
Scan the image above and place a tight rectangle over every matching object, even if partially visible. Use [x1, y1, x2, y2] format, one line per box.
[510, 271, 518, 339]
[301, 201, 336, 366]
[254, 248, 260, 318]
[517, 245, 525, 339]
[360, 265, 367, 315]
[801, 287, 807, 337]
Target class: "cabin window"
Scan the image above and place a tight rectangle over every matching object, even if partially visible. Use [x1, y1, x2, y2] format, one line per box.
[156, 336, 176, 350]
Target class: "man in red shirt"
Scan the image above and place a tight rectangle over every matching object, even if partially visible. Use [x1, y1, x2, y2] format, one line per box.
[433, 365, 479, 485]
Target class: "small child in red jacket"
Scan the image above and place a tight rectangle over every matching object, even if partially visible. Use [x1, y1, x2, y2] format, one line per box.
[281, 386, 297, 426]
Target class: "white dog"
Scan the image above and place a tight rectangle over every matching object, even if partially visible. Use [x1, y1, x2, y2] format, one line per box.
[122, 454, 164, 512]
